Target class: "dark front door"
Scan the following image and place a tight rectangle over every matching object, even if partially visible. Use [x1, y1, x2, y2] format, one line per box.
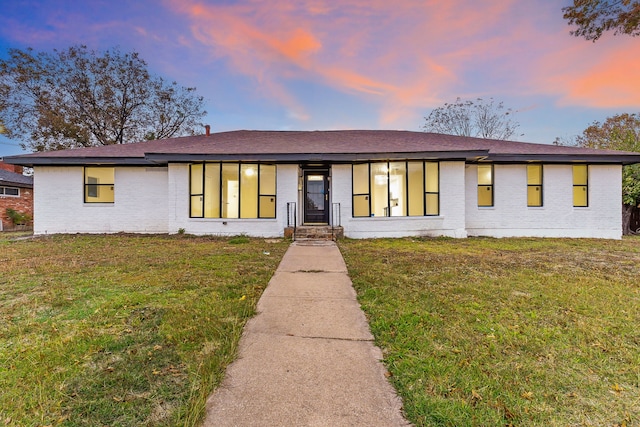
[303, 170, 329, 224]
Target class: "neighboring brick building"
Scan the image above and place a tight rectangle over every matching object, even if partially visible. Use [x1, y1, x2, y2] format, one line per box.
[0, 161, 34, 230]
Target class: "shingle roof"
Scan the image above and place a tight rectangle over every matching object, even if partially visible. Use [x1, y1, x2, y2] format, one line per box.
[5, 130, 640, 165]
[0, 169, 33, 187]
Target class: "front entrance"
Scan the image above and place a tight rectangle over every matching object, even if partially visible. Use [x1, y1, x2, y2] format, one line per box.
[303, 169, 330, 224]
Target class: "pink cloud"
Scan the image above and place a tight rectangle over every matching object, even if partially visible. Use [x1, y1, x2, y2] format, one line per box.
[165, 0, 639, 128]
[166, 0, 521, 123]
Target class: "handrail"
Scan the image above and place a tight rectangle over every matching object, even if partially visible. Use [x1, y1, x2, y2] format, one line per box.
[331, 202, 341, 240]
[286, 201, 297, 233]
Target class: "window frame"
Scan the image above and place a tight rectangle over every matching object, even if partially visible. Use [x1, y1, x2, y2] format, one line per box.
[573, 164, 589, 207]
[189, 162, 277, 219]
[352, 161, 440, 217]
[84, 167, 115, 204]
[527, 164, 543, 207]
[0, 186, 20, 197]
[477, 163, 494, 207]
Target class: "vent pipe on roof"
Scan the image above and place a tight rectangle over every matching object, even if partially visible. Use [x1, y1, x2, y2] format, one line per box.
[205, 124, 211, 136]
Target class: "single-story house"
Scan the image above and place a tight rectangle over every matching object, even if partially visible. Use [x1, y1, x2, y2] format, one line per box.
[5, 130, 640, 239]
[0, 161, 34, 230]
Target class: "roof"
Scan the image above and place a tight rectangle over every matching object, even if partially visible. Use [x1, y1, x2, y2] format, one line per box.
[4, 130, 640, 166]
[0, 168, 33, 188]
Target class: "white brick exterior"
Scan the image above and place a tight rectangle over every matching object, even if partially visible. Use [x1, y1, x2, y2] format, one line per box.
[33, 166, 168, 234]
[32, 162, 624, 239]
[465, 164, 622, 239]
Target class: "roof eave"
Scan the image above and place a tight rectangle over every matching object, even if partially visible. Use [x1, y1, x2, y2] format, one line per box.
[486, 153, 640, 164]
[3, 156, 153, 167]
[145, 150, 489, 163]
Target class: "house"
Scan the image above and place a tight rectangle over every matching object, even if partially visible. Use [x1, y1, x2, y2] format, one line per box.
[0, 161, 34, 231]
[4, 130, 640, 239]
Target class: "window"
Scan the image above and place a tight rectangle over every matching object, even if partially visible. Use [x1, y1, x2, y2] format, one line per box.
[190, 163, 276, 219]
[352, 161, 439, 217]
[477, 164, 493, 207]
[573, 164, 588, 207]
[0, 186, 20, 196]
[527, 164, 543, 207]
[84, 167, 114, 203]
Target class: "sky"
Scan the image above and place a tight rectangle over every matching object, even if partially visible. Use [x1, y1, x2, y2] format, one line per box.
[1, 0, 639, 157]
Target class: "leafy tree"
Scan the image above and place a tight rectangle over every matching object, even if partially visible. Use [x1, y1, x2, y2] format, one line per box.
[571, 113, 640, 234]
[0, 46, 206, 151]
[563, 0, 640, 41]
[422, 97, 521, 140]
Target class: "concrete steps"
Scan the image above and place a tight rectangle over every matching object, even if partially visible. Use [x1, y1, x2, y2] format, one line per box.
[284, 225, 344, 241]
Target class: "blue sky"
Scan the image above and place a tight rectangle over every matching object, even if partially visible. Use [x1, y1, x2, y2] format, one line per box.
[1, 0, 639, 157]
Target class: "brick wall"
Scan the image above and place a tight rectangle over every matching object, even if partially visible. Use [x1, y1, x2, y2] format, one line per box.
[465, 164, 622, 239]
[0, 162, 23, 174]
[0, 187, 33, 230]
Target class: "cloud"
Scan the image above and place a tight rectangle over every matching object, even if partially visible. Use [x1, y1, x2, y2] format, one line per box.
[537, 37, 640, 109]
[167, 0, 530, 127]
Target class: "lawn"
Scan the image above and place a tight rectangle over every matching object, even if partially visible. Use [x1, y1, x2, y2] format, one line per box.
[339, 237, 640, 427]
[0, 233, 289, 426]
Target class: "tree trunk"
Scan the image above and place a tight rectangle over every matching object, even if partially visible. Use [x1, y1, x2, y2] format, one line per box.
[622, 204, 635, 235]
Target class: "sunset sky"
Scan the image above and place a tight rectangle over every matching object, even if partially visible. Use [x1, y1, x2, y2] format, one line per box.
[1, 0, 639, 157]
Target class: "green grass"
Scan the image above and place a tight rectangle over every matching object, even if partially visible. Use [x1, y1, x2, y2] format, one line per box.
[0, 234, 289, 426]
[339, 237, 640, 427]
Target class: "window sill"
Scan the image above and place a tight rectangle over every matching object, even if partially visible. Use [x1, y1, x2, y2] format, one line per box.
[351, 215, 443, 220]
[188, 217, 277, 221]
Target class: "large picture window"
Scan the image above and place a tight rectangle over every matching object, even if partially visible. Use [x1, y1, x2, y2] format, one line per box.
[573, 164, 588, 207]
[84, 167, 114, 203]
[352, 161, 439, 217]
[527, 164, 543, 207]
[477, 164, 493, 207]
[190, 163, 276, 219]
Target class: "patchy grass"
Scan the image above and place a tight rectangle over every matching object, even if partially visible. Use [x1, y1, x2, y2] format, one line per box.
[0, 234, 289, 426]
[339, 237, 640, 427]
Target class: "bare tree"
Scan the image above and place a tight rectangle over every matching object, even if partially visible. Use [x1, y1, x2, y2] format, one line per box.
[422, 97, 521, 140]
[0, 46, 207, 151]
[563, 0, 640, 41]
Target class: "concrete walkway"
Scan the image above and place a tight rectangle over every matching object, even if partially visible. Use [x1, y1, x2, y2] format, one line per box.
[202, 241, 411, 427]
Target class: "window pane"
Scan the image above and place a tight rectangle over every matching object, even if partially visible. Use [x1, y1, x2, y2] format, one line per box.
[478, 185, 493, 207]
[259, 164, 276, 194]
[477, 164, 492, 185]
[240, 164, 258, 218]
[527, 164, 542, 185]
[370, 162, 388, 217]
[353, 194, 370, 217]
[353, 164, 369, 194]
[388, 162, 406, 216]
[4, 187, 19, 196]
[222, 164, 239, 218]
[573, 165, 588, 185]
[407, 162, 424, 216]
[190, 164, 203, 195]
[85, 184, 114, 203]
[574, 186, 588, 207]
[259, 195, 276, 218]
[85, 167, 114, 184]
[528, 185, 542, 207]
[425, 162, 439, 193]
[191, 195, 203, 217]
[426, 193, 439, 215]
[204, 163, 220, 218]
